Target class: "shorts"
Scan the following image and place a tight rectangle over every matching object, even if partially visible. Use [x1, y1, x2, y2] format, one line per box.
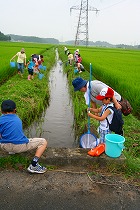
[28, 68, 34, 75]
[0, 138, 47, 153]
[98, 127, 111, 143]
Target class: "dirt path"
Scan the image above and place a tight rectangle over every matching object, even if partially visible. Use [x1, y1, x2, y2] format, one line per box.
[0, 167, 139, 210]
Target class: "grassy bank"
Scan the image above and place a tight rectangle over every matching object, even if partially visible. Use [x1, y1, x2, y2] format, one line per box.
[0, 44, 139, 181]
[0, 41, 54, 85]
[58, 46, 140, 180]
[0, 45, 56, 126]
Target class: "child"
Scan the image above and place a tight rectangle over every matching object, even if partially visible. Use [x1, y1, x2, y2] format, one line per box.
[26, 58, 35, 80]
[32, 54, 44, 73]
[38, 55, 44, 66]
[0, 100, 48, 174]
[77, 54, 82, 63]
[76, 61, 85, 73]
[87, 87, 115, 143]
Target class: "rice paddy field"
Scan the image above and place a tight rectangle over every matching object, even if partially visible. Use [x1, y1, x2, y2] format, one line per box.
[62, 46, 140, 118]
[0, 41, 53, 85]
[58, 45, 140, 178]
[0, 42, 139, 178]
[0, 41, 55, 125]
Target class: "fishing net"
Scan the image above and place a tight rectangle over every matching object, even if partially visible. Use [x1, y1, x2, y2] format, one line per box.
[80, 133, 99, 148]
[80, 63, 99, 149]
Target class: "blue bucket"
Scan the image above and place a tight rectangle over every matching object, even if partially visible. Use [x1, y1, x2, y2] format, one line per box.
[43, 66, 47, 70]
[74, 68, 78, 74]
[38, 65, 43, 70]
[10, 61, 16, 68]
[105, 134, 125, 158]
[38, 73, 44, 80]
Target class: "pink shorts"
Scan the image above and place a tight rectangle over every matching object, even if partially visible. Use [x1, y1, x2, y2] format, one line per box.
[0, 138, 47, 153]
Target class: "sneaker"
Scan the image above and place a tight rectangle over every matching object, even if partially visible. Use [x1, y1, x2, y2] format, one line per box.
[27, 163, 47, 174]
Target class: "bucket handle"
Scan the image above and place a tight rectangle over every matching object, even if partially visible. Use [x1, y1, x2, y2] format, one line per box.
[118, 143, 125, 150]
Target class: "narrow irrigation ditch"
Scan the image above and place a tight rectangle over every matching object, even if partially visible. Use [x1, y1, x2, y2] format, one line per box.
[24, 49, 77, 148]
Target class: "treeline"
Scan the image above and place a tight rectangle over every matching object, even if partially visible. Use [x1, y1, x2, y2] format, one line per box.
[63, 40, 140, 49]
[9, 34, 59, 44]
[0, 31, 11, 41]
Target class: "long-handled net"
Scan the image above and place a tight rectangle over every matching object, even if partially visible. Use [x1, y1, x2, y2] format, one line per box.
[80, 63, 98, 148]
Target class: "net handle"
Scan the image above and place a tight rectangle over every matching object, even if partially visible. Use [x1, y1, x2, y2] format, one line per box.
[88, 63, 92, 133]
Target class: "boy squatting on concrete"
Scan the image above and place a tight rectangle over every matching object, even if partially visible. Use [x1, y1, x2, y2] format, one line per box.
[0, 100, 47, 174]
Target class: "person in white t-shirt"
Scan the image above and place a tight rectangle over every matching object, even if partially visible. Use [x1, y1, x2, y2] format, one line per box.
[10, 48, 26, 77]
[87, 87, 114, 143]
[72, 77, 122, 110]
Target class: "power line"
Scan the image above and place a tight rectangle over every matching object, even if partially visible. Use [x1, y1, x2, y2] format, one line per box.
[99, 0, 129, 11]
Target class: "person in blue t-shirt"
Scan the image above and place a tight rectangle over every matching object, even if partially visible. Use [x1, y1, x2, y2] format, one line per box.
[0, 100, 48, 174]
[26, 58, 35, 80]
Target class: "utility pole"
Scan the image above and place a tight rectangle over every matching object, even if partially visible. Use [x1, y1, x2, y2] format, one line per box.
[70, 0, 99, 47]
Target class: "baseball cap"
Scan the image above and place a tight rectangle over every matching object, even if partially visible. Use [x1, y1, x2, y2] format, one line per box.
[1, 100, 16, 112]
[72, 77, 87, 91]
[96, 87, 114, 100]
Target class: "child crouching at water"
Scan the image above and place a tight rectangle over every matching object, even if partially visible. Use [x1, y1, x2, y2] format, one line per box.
[0, 100, 48, 174]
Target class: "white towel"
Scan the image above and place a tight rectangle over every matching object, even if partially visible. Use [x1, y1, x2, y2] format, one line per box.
[84, 82, 90, 105]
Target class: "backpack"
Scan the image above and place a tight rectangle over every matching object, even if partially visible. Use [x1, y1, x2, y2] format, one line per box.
[105, 106, 124, 135]
[119, 98, 133, 116]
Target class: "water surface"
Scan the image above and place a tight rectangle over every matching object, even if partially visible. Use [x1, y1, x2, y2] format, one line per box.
[24, 51, 76, 148]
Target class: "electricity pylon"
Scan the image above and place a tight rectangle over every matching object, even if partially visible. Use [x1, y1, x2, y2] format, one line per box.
[70, 0, 99, 47]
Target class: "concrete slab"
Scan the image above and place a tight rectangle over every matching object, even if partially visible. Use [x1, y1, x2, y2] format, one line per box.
[42, 147, 126, 167]
[0, 147, 126, 168]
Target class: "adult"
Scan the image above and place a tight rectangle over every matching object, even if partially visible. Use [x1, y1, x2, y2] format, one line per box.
[67, 52, 74, 66]
[10, 48, 26, 77]
[72, 77, 122, 110]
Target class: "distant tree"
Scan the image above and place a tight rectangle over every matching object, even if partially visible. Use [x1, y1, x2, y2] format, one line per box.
[0, 31, 11, 41]
[9, 34, 59, 44]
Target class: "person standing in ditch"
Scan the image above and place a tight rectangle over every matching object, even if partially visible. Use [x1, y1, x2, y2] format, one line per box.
[0, 99, 48, 174]
[10, 48, 26, 77]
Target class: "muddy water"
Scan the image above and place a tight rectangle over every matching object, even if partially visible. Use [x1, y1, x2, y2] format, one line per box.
[24, 51, 77, 148]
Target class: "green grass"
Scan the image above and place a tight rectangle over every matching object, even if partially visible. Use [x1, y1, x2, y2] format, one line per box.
[61, 46, 140, 117]
[0, 43, 56, 126]
[58, 45, 140, 180]
[0, 43, 139, 180]
[0, 41, 54, 85]
[0, 154, 57, 171]
[0, 154, 30, 170]
[0, 43, 57, 171]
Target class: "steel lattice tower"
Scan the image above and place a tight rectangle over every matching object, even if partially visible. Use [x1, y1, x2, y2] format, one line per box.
[70, 0, 99, 46]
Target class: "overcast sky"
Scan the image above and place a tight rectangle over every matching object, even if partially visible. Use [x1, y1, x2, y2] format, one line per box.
[1, 0, 140, 45]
